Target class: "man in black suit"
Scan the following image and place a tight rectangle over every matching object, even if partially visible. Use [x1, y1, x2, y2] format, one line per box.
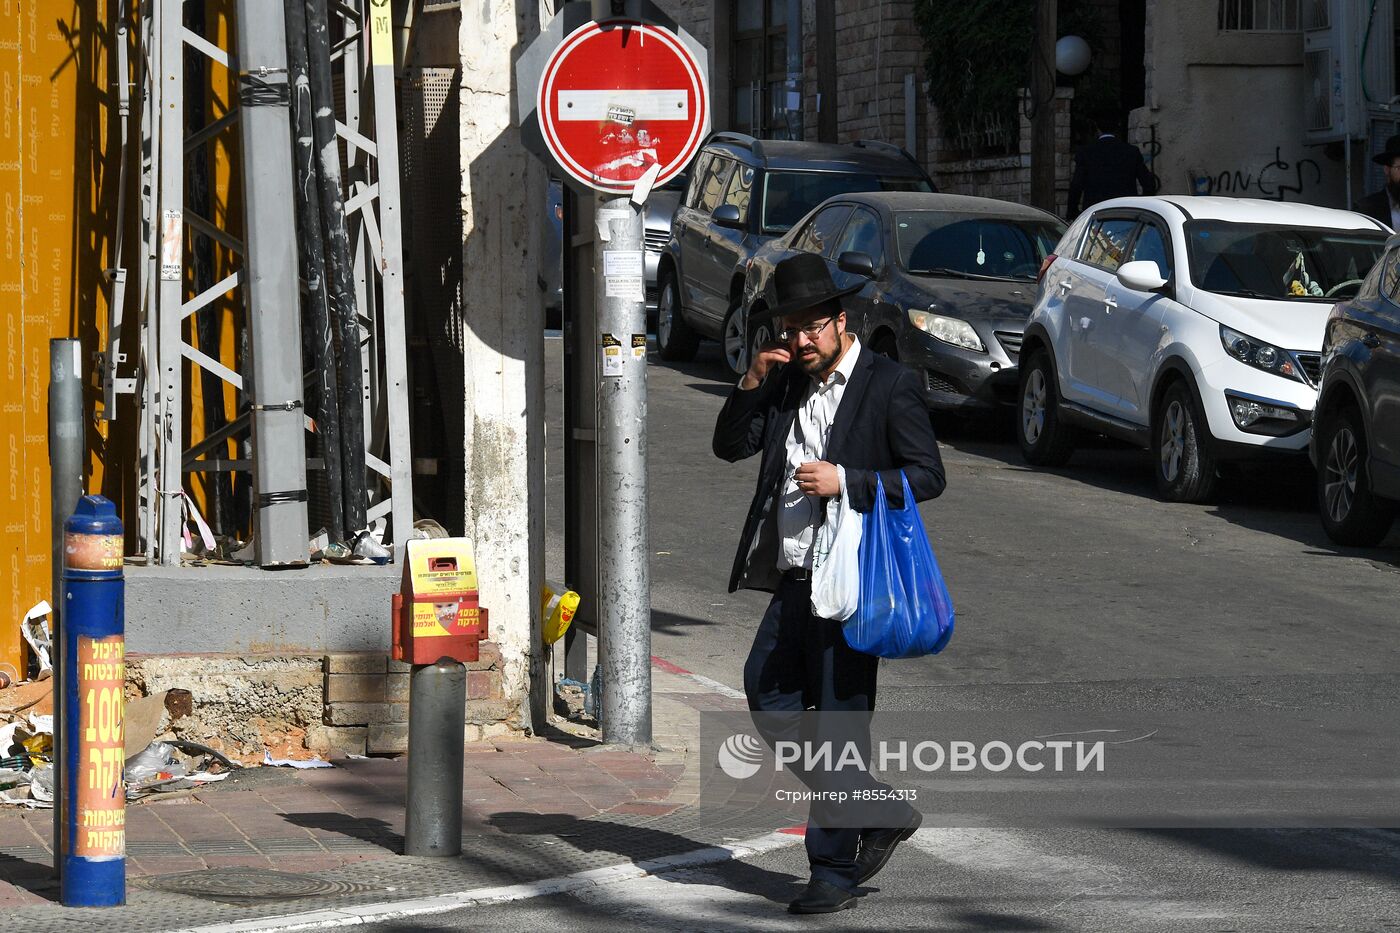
[1067, 118, 1157, 217]
[713, 252, 945, 914]
[1355, 135, 1400, 230]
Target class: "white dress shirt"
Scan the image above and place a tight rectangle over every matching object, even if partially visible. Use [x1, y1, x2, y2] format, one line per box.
[777, 335, 862, 571]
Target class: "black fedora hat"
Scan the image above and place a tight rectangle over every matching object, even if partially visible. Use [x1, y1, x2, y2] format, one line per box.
[1374, 135, 1400, 166]
[756, 251, 864, 321]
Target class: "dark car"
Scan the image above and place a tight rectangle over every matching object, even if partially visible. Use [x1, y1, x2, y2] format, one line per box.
[742, 192, 1065, 415]
[1311, 234, 1400, 545]
[655, 132, 934, 374]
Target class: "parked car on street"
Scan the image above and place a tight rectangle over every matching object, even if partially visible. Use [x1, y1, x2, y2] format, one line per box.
[644, 173, 688, 317]
[655, 132, 934, 373]
[1018, 196, 1388, 502]
[1311, 234, 1400, 545]
[742, 192, 1065, 415]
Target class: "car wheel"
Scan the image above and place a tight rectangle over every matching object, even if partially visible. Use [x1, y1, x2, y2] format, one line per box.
[748, 315, 774, 370]
[1154, 381, 1219, 503]
[871, 333, 898, 361]
[1017, 349, 1075, 466]
[656, 270, 699, 362]
[1317, 405, 1396, 546]
[722, 305, 749, 376]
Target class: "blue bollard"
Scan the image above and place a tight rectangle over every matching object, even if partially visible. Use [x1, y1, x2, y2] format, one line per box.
[59, 496, 125, 908]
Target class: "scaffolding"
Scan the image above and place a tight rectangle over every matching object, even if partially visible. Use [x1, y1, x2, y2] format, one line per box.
[106, 0, 413, 566]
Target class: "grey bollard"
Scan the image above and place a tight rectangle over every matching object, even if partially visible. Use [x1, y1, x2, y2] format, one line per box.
[405, 657, 466, 856]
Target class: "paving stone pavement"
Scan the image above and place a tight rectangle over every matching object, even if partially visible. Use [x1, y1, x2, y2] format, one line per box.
[0, 664, 758, 932]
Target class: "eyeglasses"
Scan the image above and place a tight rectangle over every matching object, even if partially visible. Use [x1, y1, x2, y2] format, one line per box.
[776, 317, 835, 343]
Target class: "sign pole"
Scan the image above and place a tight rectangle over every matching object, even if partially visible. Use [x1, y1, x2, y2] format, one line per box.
[594, 194, 651, 746]
[517, 1, 708, 746]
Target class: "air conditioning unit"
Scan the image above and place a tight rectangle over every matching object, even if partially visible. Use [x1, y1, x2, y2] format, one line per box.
[1304, 0, 1393, 144]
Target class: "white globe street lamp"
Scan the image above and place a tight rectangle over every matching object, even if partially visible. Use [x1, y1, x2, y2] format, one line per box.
[1056, 35, 1092, 76]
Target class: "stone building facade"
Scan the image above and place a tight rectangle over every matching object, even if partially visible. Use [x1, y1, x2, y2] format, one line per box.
[656, 0, 1079, 214]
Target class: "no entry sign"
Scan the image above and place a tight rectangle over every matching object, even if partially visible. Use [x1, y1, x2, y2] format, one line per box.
[519, 8, 710, 195]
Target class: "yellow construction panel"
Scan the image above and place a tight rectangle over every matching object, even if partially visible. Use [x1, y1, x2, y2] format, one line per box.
[0, 2, 113, 675]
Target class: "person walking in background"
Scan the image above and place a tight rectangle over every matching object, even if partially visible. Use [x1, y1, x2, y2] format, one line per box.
[1355, 135, 1400, 230]
[1067, 113, 1157, 218]
[712, 252, 945, 915]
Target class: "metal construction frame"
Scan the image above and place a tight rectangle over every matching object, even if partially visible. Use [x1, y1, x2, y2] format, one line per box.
[123, 0, 413, 565]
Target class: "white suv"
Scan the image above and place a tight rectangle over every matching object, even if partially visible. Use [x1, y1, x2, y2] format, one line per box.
[1018, 196, 1388, 502]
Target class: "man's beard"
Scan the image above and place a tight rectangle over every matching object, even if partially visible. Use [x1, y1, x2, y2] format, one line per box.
[1386, 177, 1400, 203]
[799, 339, 842, 375]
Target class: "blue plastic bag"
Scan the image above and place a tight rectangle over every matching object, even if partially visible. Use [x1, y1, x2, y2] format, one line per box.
[843, 472, 954, 658]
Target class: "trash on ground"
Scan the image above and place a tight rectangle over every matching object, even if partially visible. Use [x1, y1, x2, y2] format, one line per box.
[124, 691, 170, 758]
[18, 602, 52, 680]
[262, 751, 333, 769]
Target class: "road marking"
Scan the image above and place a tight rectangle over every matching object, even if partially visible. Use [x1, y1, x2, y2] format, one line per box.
[651, 655, 747, 700]
[163, 830, 802, 933]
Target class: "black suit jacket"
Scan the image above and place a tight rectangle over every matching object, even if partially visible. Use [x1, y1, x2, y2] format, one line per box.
[712, 347, 946, 593]
[1068, 136, 1157, 217]
[1355, 190, 1394, 230]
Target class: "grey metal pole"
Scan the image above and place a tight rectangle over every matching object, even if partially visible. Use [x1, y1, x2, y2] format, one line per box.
[49, 338, 84, 879]
[594, 194, 651, 746]
[405, 659, 466, 856]
[233, 0, 311, 565]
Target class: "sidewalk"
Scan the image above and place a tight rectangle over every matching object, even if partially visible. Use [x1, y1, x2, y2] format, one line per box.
[0, 662, 781, 933]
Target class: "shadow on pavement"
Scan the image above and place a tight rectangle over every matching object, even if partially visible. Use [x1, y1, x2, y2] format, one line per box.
[281, 811, 404, 854]
[1134, 827, 1400, 884]
[487, 810, 801, 902]
[652, 608, 724, 637]
[0, 852, 58, 902]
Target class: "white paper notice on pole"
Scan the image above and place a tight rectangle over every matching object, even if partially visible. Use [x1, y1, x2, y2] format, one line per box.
[596, 209, 630, 242]
[603, 250, 644, 277]
[605, 276, 645, 300]
[631, 334, 647, 362]
[601, 333, 625, 377]
[160, 210, 182, 281]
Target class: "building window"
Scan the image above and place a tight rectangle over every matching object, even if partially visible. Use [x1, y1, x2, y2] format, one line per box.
[731, 1, 798, 139]
[1218, 0, 1302, 32]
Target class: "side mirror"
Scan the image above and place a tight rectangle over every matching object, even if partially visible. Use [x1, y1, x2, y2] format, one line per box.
[711, 204, 745, 230]
[1117, 260, 1168, 292]
[838, 251, 876, 277]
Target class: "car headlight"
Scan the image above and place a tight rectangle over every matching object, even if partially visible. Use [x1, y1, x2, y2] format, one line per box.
[1219, 326, 1302, 383]
[908, 309, 985, 352]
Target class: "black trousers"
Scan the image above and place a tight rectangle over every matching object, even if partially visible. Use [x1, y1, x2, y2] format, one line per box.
[743, 573, 909, 890]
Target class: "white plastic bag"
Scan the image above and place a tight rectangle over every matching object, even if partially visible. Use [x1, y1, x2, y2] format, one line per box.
[811, 466, 862, 621]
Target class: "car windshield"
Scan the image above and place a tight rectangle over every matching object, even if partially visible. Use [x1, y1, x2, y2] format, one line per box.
[1185, 221, 1386, 301]
[762, 171, 931, 233]
[895, 212, 1065, 280]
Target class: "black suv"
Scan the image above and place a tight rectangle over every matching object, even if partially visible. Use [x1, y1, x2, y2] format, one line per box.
[1312, 236, 1400, 545]
[655, 132, 933, 374]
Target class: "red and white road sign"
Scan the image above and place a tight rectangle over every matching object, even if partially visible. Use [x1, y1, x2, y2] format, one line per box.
[537, 19, 709, 194]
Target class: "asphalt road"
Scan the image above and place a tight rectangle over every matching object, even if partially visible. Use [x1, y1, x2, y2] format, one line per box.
[511, 335, 1400, 931]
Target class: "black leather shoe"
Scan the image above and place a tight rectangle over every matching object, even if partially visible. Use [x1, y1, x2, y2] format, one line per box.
[855, 808, 923, 885]
[787, 878, 858, 914]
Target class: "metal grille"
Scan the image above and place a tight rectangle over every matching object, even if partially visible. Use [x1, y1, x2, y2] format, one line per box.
[995, 331, 1023, 359]
[1219, 0, 1301, 31]
[1293, 351, 1323, 387]
[924, 370, 960, 396]
[402, 67, 465, 532]
[1304, 50, 1332, 133]
[1304, 0, 1329, 29]
[644, 230, 670, 253]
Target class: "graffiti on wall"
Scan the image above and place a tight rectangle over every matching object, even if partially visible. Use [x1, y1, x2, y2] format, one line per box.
[1188, 147, 1323, 201]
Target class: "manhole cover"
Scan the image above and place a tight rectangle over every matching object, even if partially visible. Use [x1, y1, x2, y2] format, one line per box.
[141, 867, 384, 905]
